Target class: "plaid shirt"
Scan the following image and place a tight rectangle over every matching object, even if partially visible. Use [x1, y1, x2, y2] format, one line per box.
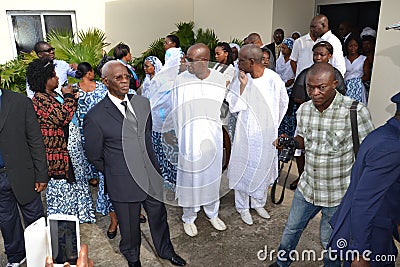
[297, 93, 374, 207]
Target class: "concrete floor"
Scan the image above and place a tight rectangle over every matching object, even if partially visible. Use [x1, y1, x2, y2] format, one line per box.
[1, 162, 399, 266]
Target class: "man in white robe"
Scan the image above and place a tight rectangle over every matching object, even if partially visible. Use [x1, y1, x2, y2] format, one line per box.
[226, 44, 288, 225]
[171, 43, 227, 237]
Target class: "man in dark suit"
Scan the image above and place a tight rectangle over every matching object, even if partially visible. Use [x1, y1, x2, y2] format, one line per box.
[83, 60, 186, 267]
[0, 88, 48, 266]
[266, 28, 285, 62]
[329, 92, 400, 267]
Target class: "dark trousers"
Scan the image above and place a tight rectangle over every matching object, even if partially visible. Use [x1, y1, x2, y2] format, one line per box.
[0, 171, 44, 263]
[112, 195, 174, 263]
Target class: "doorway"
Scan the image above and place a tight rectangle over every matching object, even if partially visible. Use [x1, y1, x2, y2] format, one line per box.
[316, 0, 381, 37]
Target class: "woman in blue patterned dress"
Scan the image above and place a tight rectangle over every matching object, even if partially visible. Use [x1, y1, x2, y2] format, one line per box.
[72, 62, 114, 226]
[344, 36, 371, 105]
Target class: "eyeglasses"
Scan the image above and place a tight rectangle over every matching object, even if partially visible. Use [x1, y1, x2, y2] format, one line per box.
[185, 57, 207, 63]
[38, 47, 55, 53]
[112, 74, 132, 82]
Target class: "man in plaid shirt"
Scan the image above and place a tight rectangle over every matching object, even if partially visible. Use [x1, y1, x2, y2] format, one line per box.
[270, 62, 374, 267]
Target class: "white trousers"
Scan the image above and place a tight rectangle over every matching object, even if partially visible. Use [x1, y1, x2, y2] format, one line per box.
[182, 200, 220, 223]
[234, 189, 267, 213]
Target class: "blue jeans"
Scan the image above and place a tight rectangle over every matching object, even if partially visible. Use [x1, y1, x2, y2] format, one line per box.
[0, 171, 44, 263]
[276, 189, 341, 267]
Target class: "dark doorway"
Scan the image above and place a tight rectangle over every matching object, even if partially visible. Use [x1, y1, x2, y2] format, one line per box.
[318, 1, 381, 37]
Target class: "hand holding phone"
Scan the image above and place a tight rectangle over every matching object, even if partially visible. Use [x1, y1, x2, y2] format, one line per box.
[45, 244, 93, 267]
[62, 82, 79, 95]
[47, 215, 80, 267]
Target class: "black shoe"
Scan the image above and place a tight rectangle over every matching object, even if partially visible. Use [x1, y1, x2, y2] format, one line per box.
[128, 260, 141, 267]
[106, 229, 117, 239]
[139, 214, 147, 224]
[168, 254, 186, 266]
[268, 262, 280, 267]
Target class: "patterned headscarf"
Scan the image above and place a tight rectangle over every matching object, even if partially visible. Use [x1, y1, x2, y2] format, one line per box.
[141, 56, 163, 98]
[282, 38, 294, 50]
[145, 56, 163, 74]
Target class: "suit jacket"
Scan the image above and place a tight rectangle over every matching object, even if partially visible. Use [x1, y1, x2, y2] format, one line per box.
[0, 89, 48, 205]
[329, 117, 400, 258]
[83, 94, 162, 202]
[266, 42, 278, 62]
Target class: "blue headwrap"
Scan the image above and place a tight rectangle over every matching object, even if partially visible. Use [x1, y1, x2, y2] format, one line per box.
[282, 38, 294, 50]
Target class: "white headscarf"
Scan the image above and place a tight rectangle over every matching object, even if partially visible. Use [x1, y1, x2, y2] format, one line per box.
[360, 27, 377, 38]
[141, 56, 163, 98]
[229, 43, 240, 52]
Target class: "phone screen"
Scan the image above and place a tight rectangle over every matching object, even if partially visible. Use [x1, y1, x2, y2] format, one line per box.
[49, 219, 78, 264]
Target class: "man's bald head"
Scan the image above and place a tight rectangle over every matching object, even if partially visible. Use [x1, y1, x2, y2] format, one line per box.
[247, 33, 263, 47]
[186, 43, 211, 79]
[312, 14, 329, 27]
[310, 14, 330, 39]
[307, 62, 335, 81]
[187, 43, 210, 61]
[101, 60, 123, 78]
[240, 44, 263, 64]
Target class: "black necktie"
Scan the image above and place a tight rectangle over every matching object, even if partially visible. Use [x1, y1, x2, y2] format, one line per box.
[120, 100, 128, 112]
[120, 101, 136, 121]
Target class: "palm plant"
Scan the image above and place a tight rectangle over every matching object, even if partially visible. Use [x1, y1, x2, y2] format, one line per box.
[0, 51, 37, 94]
[195, 28, 219, 62]
[47, 28, 110, 72]
[0, 28, 109, 94]
[132, 21, 223, 81]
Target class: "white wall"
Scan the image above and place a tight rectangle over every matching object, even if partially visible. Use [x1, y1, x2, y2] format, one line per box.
[0, 0, 108, 63]
[271, 0, 315, 41]
[193, 0, 274, 45]
[367, 0, 399, 126]
[104, 0, 193, 58]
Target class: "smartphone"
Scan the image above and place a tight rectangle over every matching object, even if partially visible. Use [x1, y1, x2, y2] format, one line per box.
[62, 81, 79, 94]
[47, 214, 80, 267]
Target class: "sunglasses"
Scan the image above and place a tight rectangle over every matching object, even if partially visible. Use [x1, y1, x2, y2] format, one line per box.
[38, 47, 55, 53]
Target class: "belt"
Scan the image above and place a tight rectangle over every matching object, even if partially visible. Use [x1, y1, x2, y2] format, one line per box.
[0, 167, 6, 173]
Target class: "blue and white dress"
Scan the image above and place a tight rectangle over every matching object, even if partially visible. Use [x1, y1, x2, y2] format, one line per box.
[344, 55, 367, 105]
[67, 114, 96, 223]
[75, 81, 112, 216]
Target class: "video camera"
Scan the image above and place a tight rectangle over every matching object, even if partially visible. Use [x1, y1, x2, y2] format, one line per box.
[277, 136, 298, 163]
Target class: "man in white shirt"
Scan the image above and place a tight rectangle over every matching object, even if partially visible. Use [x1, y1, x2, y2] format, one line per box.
[226, 44, 288, 225]
[310, 14, 346, 76]
[290, 31, 317, 78]
[26, 41, 77, 98]
[171, 43, 227, 237]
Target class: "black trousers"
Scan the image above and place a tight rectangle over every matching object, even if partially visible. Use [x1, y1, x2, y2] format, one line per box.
[112, 195, 175, 264]
[0, 171, 44, 263]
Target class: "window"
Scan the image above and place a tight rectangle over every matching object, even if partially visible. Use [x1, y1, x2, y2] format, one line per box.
[7, 11, 76, 56]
